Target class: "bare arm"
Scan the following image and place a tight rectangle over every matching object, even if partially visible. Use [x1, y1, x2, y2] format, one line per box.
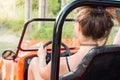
[37, 43, 47, 70]
[36, 43, 69, 79]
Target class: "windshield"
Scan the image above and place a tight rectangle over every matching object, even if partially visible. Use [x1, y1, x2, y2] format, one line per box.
[20, 18, 79, 50]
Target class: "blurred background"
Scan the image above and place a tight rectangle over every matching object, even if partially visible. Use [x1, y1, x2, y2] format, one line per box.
[0, 0, 74, 54]
[0, 0, 119, 55]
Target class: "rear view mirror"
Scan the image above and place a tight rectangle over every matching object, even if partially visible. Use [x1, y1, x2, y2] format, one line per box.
[2, 50, 16, 60]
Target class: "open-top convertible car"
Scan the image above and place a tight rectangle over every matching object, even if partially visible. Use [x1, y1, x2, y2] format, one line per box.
[1, 0, 120, 80]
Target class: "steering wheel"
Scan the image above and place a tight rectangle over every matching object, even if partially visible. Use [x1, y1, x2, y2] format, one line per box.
[43, 40, 71, 64]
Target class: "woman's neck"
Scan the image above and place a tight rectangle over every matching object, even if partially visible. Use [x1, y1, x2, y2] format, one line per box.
[76, 35, 98, 54]
[76, 40, 98, 54]
[80, 39, 98, 46]
[79, 34, 97, 45]
[80, 43, 98, 46]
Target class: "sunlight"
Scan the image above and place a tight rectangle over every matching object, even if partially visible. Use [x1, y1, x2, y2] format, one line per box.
[0, 0, 16, 18]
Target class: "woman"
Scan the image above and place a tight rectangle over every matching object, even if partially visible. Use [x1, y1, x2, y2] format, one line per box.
[28, 6, 114, 80]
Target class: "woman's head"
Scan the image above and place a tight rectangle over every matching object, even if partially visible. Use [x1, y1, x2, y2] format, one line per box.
[75, 6, 114, 41]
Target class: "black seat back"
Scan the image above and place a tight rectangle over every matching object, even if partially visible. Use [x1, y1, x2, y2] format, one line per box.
[60, 45, 120, 80]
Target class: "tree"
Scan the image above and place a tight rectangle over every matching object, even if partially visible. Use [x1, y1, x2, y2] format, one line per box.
[25, 0, 32, 22]
[48, 0, 61, 16]
[38, 0, 48, 18]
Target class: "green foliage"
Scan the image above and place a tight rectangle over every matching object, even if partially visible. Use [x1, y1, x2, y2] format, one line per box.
[16, 0, 38, 10]
[32, 0, 39, 10]
[62, 22, 74, 39]
[1, 18, 24, 34]
[28, 23, 51, 40]
[1, 0, 118, 44]
[25, 22, 74, 40]
[28, 23, 54, 40]
[1, 0, 73, 39]
[48, 0, 61, 15]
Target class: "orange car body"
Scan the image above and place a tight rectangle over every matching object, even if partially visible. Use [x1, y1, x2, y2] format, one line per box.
[2, 51, 36, 80]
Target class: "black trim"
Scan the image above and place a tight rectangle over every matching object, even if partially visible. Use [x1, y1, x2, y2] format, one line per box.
[66, 57, 71, 72]
[15, 18, 74, 58]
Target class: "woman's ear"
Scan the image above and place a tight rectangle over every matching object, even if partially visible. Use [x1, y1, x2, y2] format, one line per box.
[75, 22, 81, 32]
[74, 22, 82, 38]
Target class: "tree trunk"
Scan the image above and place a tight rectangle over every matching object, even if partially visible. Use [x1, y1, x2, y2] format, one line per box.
[38, 0, 48, 28]
[25, 0, 32, 22]
[38, 0, 48, 18]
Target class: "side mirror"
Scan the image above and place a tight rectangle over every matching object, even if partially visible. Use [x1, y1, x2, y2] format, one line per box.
[2, 50, 16, 60]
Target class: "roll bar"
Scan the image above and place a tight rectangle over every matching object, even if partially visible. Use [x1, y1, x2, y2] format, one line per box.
[15, 18, 74, 57]
[51, 0, 120, 80]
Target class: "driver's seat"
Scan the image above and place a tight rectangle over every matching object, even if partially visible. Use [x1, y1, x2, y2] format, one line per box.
[60, 45, 120, 80]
